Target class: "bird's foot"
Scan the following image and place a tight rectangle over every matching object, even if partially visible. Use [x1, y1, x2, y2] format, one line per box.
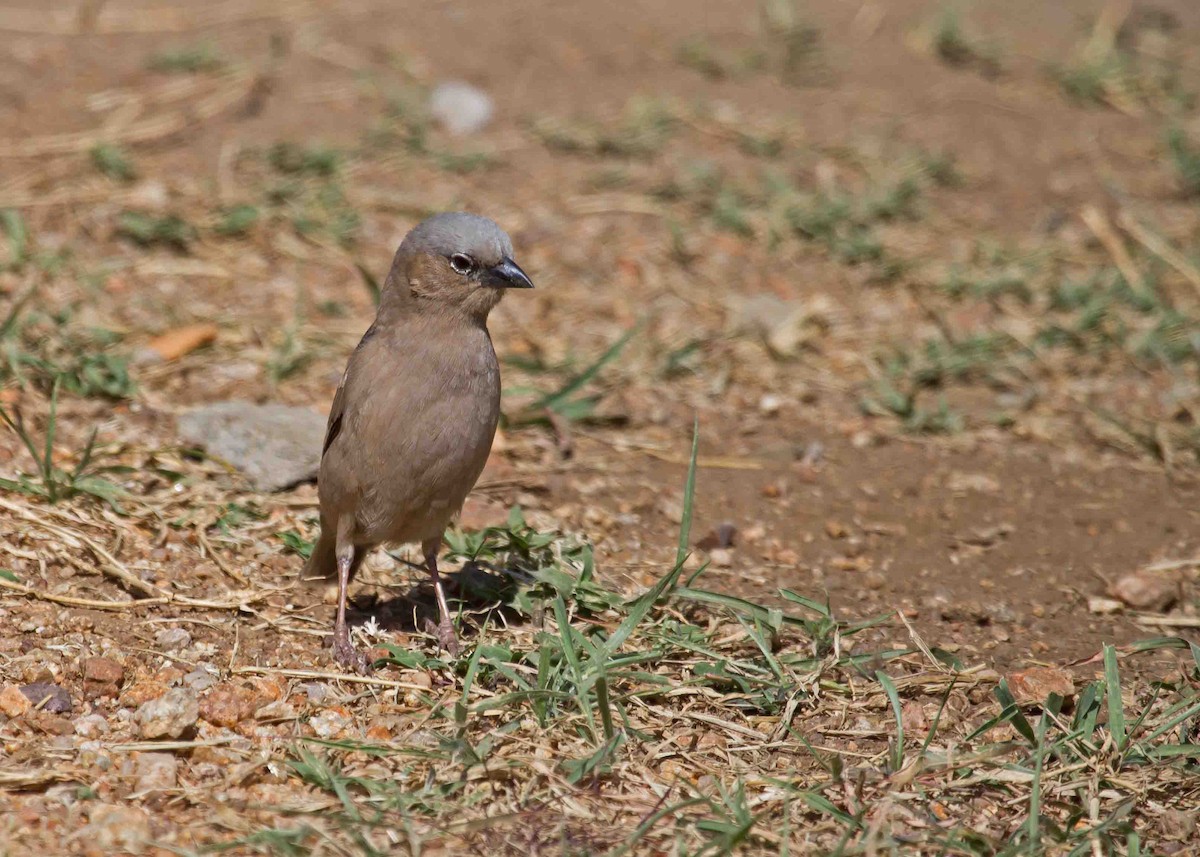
[425, 617, 460, 657]
[332, 631, 372, 674]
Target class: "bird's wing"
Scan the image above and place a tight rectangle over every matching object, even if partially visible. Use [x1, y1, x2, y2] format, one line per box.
[321, 321, 378, 459]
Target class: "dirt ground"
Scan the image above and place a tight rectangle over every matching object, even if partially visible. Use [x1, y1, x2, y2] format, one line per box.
[1, 0, 1199, 853]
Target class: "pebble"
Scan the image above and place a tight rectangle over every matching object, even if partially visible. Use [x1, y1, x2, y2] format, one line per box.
[134, 752, 179, 792]
[758, 393, 782, 415]
[81, 657, 124, 697]
[84, 803, 151, 854]
[199, 684, 261, 728]
[1007, 666, 1074, 705]
[310, 706, 354, 739]
[708, 547, 734, 568]
[429, 81, 494, 135]
[303, 682, 330, 704]
[1110, 571, 1178, 612]
[21, 681, 72, 714]
[1087, 596, 1124, 615]
[154, 627, 192, 651]
[73, 713, 109, 739]
[78, 740, 113, 771]
[184, 665, 219, 692]
[0, 683, 31, 717]
[121, 679, 169, 708]
[135, 687, 199, 739]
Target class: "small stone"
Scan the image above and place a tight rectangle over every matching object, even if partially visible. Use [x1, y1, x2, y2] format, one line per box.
[758, 394, 782, 415]
[154, 627, 192, 651]
[184, 666, 218, 692]
[30, 712, 74, 735]
[303, 682, 330, 704]
[74, 713, 109, 739]
[0, 683, 32, 717]
[1110, 571, 1178, 612]
[176, 401, 327, 492]
[127, 179, 168, 210]
[85, 803, 151, 854]
[946, 471, 1001, 494]
[199, 684, 262, 728]
[1008, 666, 1074, 706]
[1087, 596, 1124, 615]
[121, 679, 170, 708]
[134, 752, 179, 793]
[254, 699, 297, 721]
[19, 682, 72, 714]
[429, 81, 494, 136]
[81, 657, 124, 697]
[851, 430, 875, 449]
[825, 520, 849, 539]
[401, 671, 432, 690]
[310, 706, 354, 739]
[135, 687, 199, 739]
[708, 548, 734, 568]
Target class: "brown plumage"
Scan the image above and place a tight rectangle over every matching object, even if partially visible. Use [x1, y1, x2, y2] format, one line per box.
[303, 212, 533, 671]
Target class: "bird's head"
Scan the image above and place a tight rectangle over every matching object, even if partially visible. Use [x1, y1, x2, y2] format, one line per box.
[387, 212, 533, 321]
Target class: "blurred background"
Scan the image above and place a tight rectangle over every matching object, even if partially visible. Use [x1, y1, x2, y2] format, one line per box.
[1, 0, 1198, 663]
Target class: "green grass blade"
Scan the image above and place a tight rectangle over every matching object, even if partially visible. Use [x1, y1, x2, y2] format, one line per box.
[875, 670, 905, 772]
[603, 419, 697, 657]
[552, 595, 597, 740]
[676, 416, 699, 570]
[1026, 711, 1049, 849]
[1104, 644, 1126, 752]
[532, 321, 641, 414]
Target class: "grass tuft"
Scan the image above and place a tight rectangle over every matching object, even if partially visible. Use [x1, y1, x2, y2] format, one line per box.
[0, 377, 128, 509]
[148, 42, 225, 74]
[90, 143, 137, 182]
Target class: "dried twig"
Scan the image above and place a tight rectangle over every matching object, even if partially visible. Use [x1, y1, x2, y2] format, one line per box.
[1081, 205, 1147, 297]
[1116, 212, 1200, 301]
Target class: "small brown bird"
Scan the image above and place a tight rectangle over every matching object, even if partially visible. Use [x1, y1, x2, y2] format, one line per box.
[304, 212, 533, 670]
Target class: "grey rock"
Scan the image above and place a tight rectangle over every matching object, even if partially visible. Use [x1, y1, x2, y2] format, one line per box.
[20, 682, 72, 714]
[177, 401, 326, 492]
[429, 81, 494, 136]
[184, 665, 218, 692]
[73, 713, 109, 739]
[302, 682, 330, 704]
[154, 627, 192, 651]
[135, 687, 198, 739]
[134, 752, 178, 792]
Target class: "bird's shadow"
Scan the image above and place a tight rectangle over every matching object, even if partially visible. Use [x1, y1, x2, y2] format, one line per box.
[345, 559, 530, 639]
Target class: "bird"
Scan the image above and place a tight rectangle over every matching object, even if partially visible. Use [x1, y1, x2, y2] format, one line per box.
[303, 212, 534, 671]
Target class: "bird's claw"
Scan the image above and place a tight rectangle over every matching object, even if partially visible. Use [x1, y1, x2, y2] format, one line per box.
[425, 617, 460, 657]
[332, 633, 372, 674]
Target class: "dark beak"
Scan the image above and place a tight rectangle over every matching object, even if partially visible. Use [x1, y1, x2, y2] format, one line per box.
[482, 256, 534, 289]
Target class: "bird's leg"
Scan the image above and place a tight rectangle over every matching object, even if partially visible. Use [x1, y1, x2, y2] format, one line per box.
[423, 536, 459, 656]
[331, 539, 370, 673]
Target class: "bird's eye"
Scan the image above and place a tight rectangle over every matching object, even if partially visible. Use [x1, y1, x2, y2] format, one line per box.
[449, 253, 474, 275]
